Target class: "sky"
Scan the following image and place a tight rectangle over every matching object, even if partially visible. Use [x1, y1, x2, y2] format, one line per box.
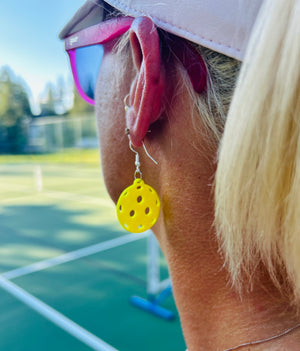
[0, 0, 85, 112]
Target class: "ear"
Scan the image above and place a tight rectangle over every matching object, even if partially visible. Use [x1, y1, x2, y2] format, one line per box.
[126, 17, 166, 147]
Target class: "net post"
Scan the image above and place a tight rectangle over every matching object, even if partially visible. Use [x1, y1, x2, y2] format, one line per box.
[147, 233, 160, 297]
[34, 165, 43, 192]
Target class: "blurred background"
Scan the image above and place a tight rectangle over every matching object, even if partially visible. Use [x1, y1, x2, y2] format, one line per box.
[0, 1, 185, 350]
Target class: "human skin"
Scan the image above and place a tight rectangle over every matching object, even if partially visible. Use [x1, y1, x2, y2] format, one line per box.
[95, 17, 300, 351]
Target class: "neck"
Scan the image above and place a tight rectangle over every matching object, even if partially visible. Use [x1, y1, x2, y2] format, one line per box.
[153, 161, 300, 351]
[148, 93, 300, 351]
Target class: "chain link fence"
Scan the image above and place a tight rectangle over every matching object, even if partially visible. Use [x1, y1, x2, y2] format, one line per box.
[27, 114, 98, 153]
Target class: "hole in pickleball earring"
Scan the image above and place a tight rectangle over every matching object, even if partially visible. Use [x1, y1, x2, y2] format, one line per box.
[137, 196, 142, 203]
[137, 186, 141, 190]
[130, 210, 135, 217]
[119, 205, 122, 212]
[145, 207, 150, 215]
[138, 225, 143, 229]
[149, 188, 153, 193]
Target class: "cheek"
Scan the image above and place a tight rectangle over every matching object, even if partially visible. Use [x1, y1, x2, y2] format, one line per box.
[95, 52, 135, 203]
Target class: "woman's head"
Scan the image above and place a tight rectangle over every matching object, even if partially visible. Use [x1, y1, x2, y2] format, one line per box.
[61, 0, 300, 307]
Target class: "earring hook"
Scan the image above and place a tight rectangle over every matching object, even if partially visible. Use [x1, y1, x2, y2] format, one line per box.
[129, 140, 142, 179]
[142, 142, 158, 165]
[126, 127, 158, 166]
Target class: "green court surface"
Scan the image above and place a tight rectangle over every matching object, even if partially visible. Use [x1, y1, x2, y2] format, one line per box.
[0, 155, 186, 351]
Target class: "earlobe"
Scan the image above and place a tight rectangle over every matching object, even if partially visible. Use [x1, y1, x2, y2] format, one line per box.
[126, 17, 166, 147]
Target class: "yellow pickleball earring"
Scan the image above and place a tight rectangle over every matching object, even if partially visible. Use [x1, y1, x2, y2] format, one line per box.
[116, 95, 160, 233]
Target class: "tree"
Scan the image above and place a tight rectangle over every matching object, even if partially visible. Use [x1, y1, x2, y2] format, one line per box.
[39, 82, 56, 116]
[68, 85, 94, 116]
[38, 77, 73, 116]
[0, 66, 33, 153]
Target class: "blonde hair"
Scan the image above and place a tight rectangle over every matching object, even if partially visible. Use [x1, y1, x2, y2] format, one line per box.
[188, 48, 240, 148]
[215, 0, 300, 303]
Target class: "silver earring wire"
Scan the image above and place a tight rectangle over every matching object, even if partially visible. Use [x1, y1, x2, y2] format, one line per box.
[129, 140, 142, 180]
[126, 131, 158, 166]
[142, 141, 158, 165]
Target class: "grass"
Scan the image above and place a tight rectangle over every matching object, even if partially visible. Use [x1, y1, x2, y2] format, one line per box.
[0, 149, 100, 166]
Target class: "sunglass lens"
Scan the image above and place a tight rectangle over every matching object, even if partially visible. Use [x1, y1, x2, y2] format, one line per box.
[75, 44, 104, 100]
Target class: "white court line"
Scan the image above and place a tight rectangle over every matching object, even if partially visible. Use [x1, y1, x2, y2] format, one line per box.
[3, 232, 150, 280]
[0, 163, 101, 176]
[0, 183, 35, 192]
[0, 194, 40, 204]
[0, 276, 118, 351]
[41, 190, 114, 207]
[0, 186, 114, 207]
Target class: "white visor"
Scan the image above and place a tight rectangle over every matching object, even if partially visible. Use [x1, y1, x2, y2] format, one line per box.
[60, 0, 263, 61]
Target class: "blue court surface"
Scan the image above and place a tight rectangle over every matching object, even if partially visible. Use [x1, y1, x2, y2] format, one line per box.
[0, 161, 186, 351]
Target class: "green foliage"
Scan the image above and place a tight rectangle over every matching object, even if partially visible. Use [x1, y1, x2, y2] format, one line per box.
[0, 64, 96, 154]
[39, 83, 56, 116]
[0, 66, 32, 153]
[68, 86, 94, 115]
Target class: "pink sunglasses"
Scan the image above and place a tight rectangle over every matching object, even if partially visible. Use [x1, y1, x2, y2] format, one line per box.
[64, 15, 207, 105]
[65, 16, 134, 105]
